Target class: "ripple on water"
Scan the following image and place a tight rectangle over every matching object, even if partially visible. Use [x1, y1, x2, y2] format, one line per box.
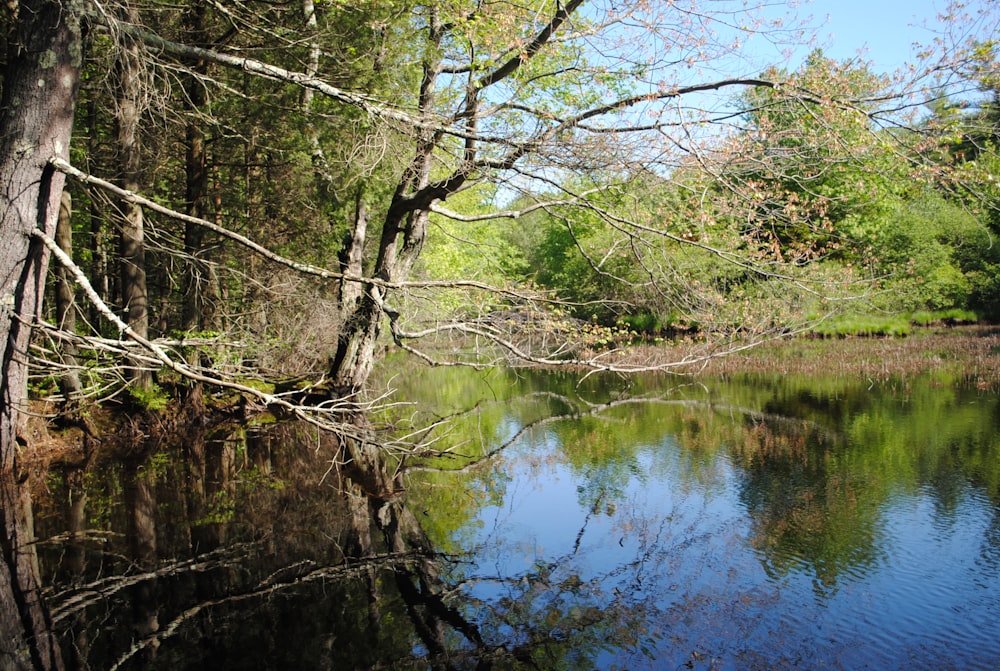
[832, 488, 1000, 669]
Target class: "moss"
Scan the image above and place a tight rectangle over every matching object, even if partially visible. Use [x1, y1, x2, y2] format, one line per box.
[236, 378, 276, 394]
[38, 49, 57, 69]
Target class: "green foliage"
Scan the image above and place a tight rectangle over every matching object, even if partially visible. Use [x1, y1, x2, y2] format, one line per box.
[195, 490, 237, 525]
[128, 382, 170, 411]
[865, 193, 976, 312]
[617, 312, 665, 334]
[509, 181, 710, 328]
[731, 51, 903, 261]
[419, 183, 530, 315]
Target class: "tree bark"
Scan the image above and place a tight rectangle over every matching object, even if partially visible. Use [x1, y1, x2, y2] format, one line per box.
[338, 187, 368, 316]
[54, 192, 82, 402]
[0, 0, 81, 664]
[85, 94, 110, 335]
[114, 4, 152, 393]
[181, 1, 216, 335]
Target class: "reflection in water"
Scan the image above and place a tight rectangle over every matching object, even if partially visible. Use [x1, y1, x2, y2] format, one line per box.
[122, 451, 159, 661]
[733, 417, 886, 595]
[20, 368, 1000, 669]
[1, 474, 63, 671]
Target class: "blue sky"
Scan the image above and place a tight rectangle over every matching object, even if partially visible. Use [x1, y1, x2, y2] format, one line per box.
[805, 0, 949, 72]
[735, 0, 997, 108]
[693, 0, 975, 83]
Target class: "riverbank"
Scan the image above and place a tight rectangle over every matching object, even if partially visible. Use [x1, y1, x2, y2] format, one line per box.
[26, 325, 1000, 471]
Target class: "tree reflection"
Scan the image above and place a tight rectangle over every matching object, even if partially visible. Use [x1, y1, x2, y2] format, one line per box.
[29, 410, 672, 671]
[122, 450, 160, 659]
[732, 417, 885, 593]
[0, 474, 64, 671]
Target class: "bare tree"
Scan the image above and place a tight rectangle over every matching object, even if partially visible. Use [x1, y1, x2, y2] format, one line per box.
[112, 2, 153, 394]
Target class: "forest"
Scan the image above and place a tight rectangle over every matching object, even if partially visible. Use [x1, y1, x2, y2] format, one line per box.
[0, 0, 997, 428]
[1, 1, 1000, 667]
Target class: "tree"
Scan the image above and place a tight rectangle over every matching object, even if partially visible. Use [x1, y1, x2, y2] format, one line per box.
[0, 0, 82, 667]
[10, 1, 1000, 445]
[731, 52, 897, 253]
[920, 36, 1000, 317]
[112, 1, 153, 394]
[318, 0, 802, 386]
[13, 0, 808, 403]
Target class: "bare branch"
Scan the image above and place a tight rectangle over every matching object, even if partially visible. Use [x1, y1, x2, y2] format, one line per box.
[386, 313, 815, 376]
[474, 0, 585, 91]
[50, 157, 549, 304]
[31, 227, 380, 436]
[107, 18, 429, 130]
[428, 188, 604, 222]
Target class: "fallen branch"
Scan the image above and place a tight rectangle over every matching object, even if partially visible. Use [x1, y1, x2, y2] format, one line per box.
[50, 157, 555, 306]
[31, 228, 377, 437]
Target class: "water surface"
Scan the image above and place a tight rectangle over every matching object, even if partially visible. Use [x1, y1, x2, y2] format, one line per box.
[35, 364, 1000, 669]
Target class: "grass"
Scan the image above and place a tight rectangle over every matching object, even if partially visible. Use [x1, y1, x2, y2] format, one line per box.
[809, 314, 912, 338]
[802, 310, 981, 338]
[805, 309, 980, 338]
[908, 308, 979, 326]
[617, 325, 1000, 391]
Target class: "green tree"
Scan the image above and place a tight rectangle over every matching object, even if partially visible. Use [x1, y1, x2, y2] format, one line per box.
[729, 52, 903, 264]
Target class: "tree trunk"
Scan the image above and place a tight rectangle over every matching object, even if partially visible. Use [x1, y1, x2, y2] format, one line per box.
[181, 1, 216, 336]
[86, 95, 110, 335]
[0, 0, 82, 461]
[338, 187, 368, 315]
[182, 112, 210, 333]
[0, 0, 81, 665]
[328, 11, 444, 393]
[54, 192, 82, 403]
[329, 202, 435, 392]
[114, 5, 152, 393]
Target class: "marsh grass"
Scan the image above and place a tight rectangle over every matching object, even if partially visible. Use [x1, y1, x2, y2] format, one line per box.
[809, 314, 912, 338]
[625, 325, 1000, 390]
[908, 308, 980, 326]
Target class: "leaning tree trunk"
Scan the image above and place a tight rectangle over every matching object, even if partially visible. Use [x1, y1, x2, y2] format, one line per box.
[328, 11, 444, 393]
[329, 206, 431, 392]
[0, 0, 82, 668]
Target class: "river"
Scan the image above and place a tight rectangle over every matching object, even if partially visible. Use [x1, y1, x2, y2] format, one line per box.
[31, 360, 1000, 670]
